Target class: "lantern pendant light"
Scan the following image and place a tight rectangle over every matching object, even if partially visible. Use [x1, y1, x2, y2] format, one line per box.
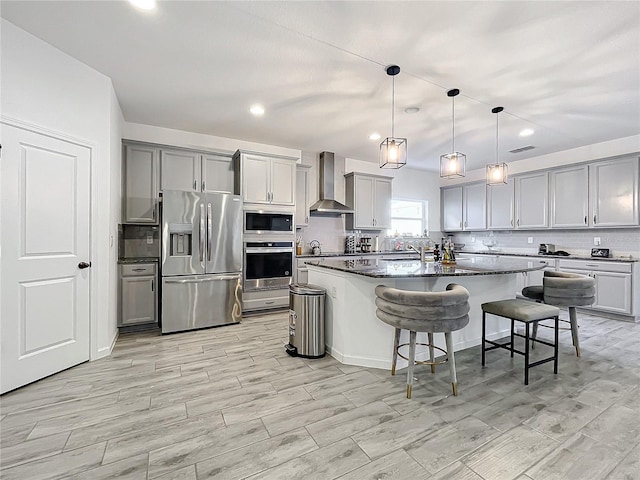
[379, 65, 407, 169]
[486, 106, 508, 185]
[440, 88, 466, 178]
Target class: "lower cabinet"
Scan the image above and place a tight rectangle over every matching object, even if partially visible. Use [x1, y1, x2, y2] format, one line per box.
[119, 263, 158, 326]
[558, 259, 633, 315]
[507, 256, 556, 297]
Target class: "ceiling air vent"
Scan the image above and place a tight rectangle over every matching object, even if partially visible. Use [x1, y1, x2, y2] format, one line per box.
[509, 145, 535, 154]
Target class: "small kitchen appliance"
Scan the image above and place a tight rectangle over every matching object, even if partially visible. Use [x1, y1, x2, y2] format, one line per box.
[591, 248, 610, 258]
[310, 240, 322, 255]
[538, 243, 555, 255]
[344, 235, 356, 254]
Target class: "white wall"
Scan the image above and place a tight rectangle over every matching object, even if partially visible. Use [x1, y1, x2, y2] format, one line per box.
[123, 122, 301, 159]
[1, 19, 123, 359]
[439, 134, 640, 186]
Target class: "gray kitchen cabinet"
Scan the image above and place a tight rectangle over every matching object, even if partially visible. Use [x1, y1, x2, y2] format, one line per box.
[487, 178, 515, 229]
[442, 183, 486, 231]
[234, 150, 297, 206]
[441, 186, 463, 231]
[558, 259, 633, 315]
[295, 165, 311, 227]
[463, 182, 487, 230]
[161, 150, 234, 194]
[345, 173, 393, 230]
[202, 153, 234, 193]
[550, 165, 589, 228]
[118, 263, 158, 326]
[508, 255, 556, 297]
[160, 149, 201, 192]
[123, 144, 159, 224]
[589, 156, 639, 227]
[515, 171, 549, 229]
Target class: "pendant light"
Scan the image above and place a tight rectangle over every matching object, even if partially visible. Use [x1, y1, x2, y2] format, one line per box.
[486, 106, 508, 185]
[440, 88, 466, 178]
[379, 65, 407, 169]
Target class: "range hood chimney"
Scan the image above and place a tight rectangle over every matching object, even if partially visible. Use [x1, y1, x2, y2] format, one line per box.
[309, 152, 354, 215]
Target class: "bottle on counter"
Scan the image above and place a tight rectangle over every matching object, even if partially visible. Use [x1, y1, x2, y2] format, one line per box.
[433, 244, 440, 262]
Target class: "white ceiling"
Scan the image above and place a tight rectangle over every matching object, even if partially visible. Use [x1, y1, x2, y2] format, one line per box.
[2, 1, 639, 171]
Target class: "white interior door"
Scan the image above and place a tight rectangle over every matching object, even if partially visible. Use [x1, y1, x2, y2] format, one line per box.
[1, 122, 91, 394]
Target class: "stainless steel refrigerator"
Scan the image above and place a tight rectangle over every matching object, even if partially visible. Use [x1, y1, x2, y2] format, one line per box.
[161, 190, 243, 333]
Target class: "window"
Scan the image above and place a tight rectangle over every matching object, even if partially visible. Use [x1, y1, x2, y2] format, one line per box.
[389, 199, 428, 236]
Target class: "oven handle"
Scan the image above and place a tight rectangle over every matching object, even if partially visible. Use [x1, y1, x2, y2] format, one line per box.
[245, 248, 294, 254]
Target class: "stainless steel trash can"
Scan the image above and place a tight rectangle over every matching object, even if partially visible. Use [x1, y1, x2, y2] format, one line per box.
[286, 283, 326, 358]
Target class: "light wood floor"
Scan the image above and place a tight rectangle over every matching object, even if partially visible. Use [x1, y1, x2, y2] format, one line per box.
[1, 310, 638, 479]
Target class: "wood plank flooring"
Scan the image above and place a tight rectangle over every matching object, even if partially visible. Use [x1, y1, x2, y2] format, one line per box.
[1, 310, 638, 479]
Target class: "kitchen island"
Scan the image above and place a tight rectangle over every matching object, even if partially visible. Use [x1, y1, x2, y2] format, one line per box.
[306, 256, 547, 370]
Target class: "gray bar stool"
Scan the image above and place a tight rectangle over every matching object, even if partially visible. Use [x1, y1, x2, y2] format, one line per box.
[522, 271, 596, 357]
[375, 283, 470, 398]
[481, 299, 560, 385]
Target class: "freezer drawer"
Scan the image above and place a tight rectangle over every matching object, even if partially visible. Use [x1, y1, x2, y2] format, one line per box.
[162, 273, 242, 333]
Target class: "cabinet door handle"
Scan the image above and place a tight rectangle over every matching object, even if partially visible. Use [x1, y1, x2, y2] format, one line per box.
[517, 219, 520, 227]
[464, 220, 468, 228]
[152, 204, 156, 220]
[584, 216, 587, 224]
[459, 221, 463, 229]
[510, 219, 514, 227]
[194, 179, 197, 190]
[132, 268, 145, 272]
[202, 181, 205, 191]
[593, 215, 597, 224]
[151, 279, 154, 291]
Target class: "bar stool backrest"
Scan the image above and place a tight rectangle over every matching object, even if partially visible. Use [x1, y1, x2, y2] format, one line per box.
[542, 271, 596, 308]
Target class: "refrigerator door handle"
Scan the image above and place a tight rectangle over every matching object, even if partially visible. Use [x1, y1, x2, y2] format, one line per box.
[199, 203, 205, 263]
[164, 274, 240, 284]
[207, 203, 213, 262]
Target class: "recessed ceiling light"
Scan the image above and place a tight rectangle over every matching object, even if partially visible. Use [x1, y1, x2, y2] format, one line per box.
[369, 133, 381, 141]
[404, 107, 420, 114]
[128, 0, 157, 11]
[250, 104, 265, 116]
[519, 128, 534, 137]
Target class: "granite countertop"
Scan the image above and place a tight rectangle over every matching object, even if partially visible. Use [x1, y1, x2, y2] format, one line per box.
[118, 257, 159, 264]
[297, 250, 419, 258]
[304, 255, 549, 278]
[457, 250, 638, 263]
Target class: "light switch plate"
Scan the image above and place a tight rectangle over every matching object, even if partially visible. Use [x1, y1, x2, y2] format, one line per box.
[594, 237, 601, 246]
[471, 236, 476, 243]
[147, 234, 154, 245]
[527, 237, 533, 244]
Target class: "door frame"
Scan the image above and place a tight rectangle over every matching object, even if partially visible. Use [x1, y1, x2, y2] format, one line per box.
[1, 115, 108, 363]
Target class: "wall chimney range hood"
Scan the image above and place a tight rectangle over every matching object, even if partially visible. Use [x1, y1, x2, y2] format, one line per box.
[309, 152, 354, 215]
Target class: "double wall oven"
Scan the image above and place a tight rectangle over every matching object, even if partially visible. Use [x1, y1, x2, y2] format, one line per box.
[242, 209, 295, 312]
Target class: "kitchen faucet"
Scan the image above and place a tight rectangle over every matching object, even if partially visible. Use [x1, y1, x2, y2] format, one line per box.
[407, 244, 426, 262]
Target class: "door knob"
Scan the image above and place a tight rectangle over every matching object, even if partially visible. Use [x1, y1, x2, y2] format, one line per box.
[78, 262, 91, 269]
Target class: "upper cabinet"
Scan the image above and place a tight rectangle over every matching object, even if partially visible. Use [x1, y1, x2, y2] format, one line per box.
[123, 144, 159, 224]
[487, 178, 514, 229]
[515, 171, 549, 229]
[550, 165, 589, 228]
[589, 157, 639, 227]
[160, 149, 201, 192]
[234, 151, 297, 206]
[441, 186, 462, 231]
[161, 150, 234, 194]
[345, 173, 392, 230]
[463, 183, 487, 230]
[441, 183, 486, 231]
[295, 165, 311, 227]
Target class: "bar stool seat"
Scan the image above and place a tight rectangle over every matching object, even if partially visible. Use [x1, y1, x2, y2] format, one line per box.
[522, 271, 596, 357]
[481, 299, 560, 385]
[375, 283, 470, 399]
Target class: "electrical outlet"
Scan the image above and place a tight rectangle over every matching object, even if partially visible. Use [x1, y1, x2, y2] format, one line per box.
[331, 286, 337, 298]
[527, 237, 533, 244]
[594, 237, 601, 246]
[146, 234, 154, 245]
[471, 236, 476, 243]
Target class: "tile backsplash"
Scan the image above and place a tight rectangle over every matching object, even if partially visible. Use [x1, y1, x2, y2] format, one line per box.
[119, 224, 161, 258]
[450, 228, 640, 258]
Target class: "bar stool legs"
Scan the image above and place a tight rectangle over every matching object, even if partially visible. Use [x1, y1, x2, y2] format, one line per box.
[428, 333, 435, 374]
[445, 332, 457, 396]
[391, 328, 400, 376]
[568, 307, 581, 357]
[406, 331, 417, 398]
